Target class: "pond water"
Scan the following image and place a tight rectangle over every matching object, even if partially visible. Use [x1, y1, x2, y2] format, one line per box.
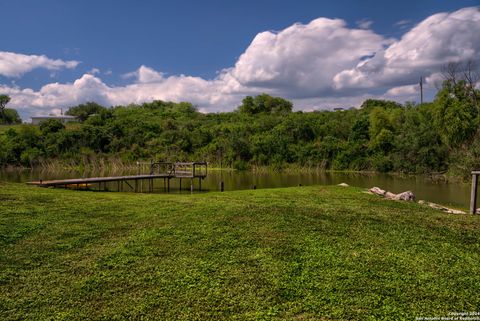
[0, 168, 471, 209]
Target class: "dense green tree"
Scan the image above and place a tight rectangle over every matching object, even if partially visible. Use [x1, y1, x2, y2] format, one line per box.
[0, 95, 21, 124]
[433, 80, 478, 148]
[0, 94, 10, 117]
[0, 108, 21, 124]
[66, 102, 107, 121]
[238, 94, 292, 114]
[360, 99, 402, 111]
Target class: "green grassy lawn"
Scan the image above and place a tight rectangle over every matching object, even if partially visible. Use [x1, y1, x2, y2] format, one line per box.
[1, 183, 479, 320]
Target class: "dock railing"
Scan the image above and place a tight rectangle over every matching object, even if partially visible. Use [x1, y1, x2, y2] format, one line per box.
[149, 162, 175, 176]
[148, 161, 207, 178]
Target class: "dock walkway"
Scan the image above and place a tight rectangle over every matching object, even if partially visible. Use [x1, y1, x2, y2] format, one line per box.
[27, 161, 207, 193]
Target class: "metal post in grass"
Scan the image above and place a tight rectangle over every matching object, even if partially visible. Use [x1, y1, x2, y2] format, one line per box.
[220, 181, 224, 192]
[470, 171, 479, 214]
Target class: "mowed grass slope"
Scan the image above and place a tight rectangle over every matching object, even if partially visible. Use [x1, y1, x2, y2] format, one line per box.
[0, 183, 479, 320]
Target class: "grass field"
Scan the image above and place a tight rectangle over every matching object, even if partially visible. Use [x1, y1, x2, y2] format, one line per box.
[1, 183, 479, 320]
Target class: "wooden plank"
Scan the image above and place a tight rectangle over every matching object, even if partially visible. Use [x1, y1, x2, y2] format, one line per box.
[27, 174, 174, 187]
[124, 180, 134, 191]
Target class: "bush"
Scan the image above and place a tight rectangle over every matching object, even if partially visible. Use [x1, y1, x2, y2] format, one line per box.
[40, 119, 65, 134]
[371, 154, 393, 172]
[233, 160, 249, 171]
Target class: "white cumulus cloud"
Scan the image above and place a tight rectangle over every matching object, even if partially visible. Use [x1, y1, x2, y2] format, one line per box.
[0, 51, 80, 78]
[333, 7, 480, 90]
[229, 17, 387, 98]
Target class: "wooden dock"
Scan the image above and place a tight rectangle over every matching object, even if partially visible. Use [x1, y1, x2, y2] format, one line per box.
[27, 162, 207, 193]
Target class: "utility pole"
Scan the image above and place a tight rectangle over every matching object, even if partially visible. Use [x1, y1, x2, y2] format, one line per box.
[419, 76, 423, 104]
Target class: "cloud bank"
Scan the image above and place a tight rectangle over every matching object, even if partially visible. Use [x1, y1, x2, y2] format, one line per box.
[2, 6, 480, 119]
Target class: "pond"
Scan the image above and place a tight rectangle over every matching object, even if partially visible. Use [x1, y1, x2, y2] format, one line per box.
[0, 168, 471, 209]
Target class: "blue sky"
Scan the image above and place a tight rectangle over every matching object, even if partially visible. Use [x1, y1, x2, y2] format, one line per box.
[0, 0, 479, 119]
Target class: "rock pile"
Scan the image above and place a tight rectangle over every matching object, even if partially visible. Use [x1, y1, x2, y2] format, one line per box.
[368, 187, 415, 201]
[368, 186, 465, 214]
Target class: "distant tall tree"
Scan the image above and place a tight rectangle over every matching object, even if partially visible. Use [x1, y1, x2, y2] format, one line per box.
[0, 94, 11, 119]
[441, 60, 479, 110]
[66, 102, 107, 121]
[238, 94, 293, 115]
[433, 78, 478, 148]
[1, 109, 21, 124]
[360, 99, 402, 112]
[0, 95, 20, 124]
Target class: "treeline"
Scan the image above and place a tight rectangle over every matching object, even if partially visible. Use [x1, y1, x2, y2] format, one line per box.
[0, 80, 479, 179]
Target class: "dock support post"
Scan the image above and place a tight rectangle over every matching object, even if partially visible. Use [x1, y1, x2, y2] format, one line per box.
[179, 178, 182, 191]
[471, 173, 478, 214]
[220, 181, 224, 192]
[190, 178, 194, 193]
[167, 178, 170, 192]
[135, 179, 138, 193]
[199, 177, 202, 191]
[164, 178, 166, 192]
